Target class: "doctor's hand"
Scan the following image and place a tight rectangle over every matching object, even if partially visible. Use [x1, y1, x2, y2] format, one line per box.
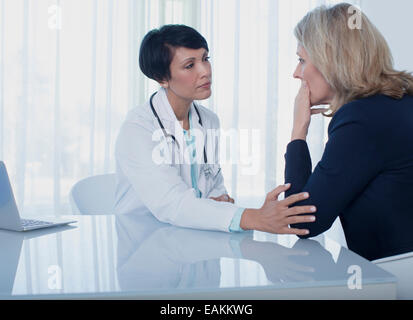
[239, 183, 316, 236]
[210, 194, 235, 204]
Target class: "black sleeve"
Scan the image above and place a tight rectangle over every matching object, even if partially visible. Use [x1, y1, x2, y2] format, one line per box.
[284, 111, 383, 238]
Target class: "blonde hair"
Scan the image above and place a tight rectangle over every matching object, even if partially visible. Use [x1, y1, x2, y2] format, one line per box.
[295, 2, 413, 117]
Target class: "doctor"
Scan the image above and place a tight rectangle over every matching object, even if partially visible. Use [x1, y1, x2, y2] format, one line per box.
[114, 24, 316, 234]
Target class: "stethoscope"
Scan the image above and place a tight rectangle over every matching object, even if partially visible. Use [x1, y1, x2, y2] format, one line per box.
[150, 92, 219, 177]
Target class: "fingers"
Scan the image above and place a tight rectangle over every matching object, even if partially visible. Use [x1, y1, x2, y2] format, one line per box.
[297, 82, 310, 102]
[281, 207, 316, 236]
[286, 205, 317, 217]
[286, 214, 316, 225]
[266, 184, 291, 202]
[301, 80, 308, 89]
[281, 191, 310, 207]
[301, 80, 310, 96]
[311, 108, 328, 115]
[281, 227, 310, 236]
[210, 194, 235, 203]
[210, 195, 226, 201]
[224, 195, 235, 203]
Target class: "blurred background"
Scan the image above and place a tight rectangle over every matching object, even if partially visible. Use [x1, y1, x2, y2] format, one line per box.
[0, 0, 412, 246]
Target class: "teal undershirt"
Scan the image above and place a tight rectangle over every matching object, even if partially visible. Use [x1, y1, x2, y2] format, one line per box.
[183, 110, 202, 198]
[183, 110, 245, 233]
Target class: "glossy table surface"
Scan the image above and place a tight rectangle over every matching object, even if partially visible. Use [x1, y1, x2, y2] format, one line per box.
[0, 212, 397, 299]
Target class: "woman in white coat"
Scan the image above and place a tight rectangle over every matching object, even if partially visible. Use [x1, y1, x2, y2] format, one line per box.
[115, 25, 316, 234]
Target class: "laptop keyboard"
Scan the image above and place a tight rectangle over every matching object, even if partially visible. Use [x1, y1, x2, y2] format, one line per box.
[21, 219, 53, 228]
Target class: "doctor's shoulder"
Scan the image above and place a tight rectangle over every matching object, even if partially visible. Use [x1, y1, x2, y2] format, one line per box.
[116, 102, 159, 148]
[121, 101, 158, 132]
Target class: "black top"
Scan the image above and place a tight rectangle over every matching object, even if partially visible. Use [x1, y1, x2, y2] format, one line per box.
[285, 94, 413, 261]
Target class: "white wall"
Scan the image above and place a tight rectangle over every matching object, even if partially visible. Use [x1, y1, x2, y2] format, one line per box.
[361, 0, 413, 71]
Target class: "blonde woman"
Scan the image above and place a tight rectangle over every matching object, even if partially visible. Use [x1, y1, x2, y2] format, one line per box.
[285, 3, 413, 261]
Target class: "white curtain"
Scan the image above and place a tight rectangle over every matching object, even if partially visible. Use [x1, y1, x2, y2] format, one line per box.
[0, 0, 360, 237]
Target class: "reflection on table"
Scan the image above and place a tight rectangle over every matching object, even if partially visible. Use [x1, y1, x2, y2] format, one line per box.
[0, 211, 396, 299]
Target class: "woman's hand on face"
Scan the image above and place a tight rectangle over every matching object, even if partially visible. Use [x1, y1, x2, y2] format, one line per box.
[292, 81, 312, 141]
[292, 81, 329, 141]
[240, 184, 316, 236]
[210, 194, 235, 204]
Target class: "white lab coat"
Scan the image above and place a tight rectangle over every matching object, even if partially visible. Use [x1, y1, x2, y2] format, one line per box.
[114, 88, 241, 232]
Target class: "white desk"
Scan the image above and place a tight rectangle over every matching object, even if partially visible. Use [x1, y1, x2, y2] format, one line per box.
[0, 212, 396, 299]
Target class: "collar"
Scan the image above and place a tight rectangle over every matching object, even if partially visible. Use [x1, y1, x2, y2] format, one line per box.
[152, 88, 205, 137]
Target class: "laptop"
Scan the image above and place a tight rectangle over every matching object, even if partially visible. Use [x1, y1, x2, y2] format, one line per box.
[0, 161, 76, 231]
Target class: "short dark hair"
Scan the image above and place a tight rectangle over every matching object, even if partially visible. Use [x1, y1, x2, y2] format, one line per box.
[139, 24, 209, 82]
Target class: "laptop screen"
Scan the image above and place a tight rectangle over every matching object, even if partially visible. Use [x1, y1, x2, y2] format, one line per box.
[0, 162, 15, 207]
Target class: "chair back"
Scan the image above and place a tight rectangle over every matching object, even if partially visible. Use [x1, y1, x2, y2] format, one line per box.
[69, 174, 117, 215]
